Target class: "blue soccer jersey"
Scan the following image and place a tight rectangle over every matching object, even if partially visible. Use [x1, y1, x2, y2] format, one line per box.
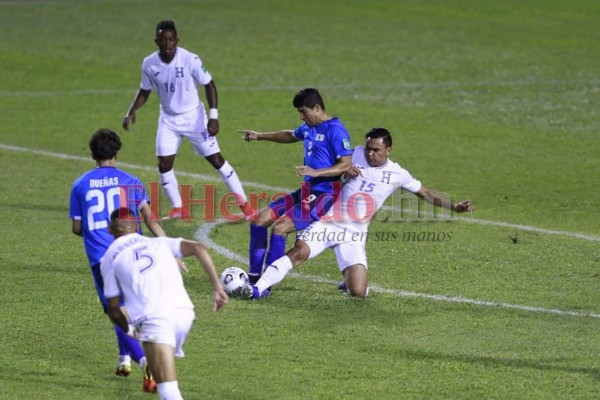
[69, 166, 149, 266]
[293, 117, 353, 192]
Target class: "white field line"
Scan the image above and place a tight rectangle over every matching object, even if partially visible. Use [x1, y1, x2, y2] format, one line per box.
[196, 219, 600, 319]
[3, 142, 599, 242]
[3, 143, 598, 317]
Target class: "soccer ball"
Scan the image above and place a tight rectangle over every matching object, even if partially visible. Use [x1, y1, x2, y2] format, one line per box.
[220, 267, 249, 297]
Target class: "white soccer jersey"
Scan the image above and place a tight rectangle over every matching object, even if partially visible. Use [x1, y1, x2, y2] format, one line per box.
[326, 146, 422, 232]
[100, 233, 194, 325]
[140, 47, 213, 115]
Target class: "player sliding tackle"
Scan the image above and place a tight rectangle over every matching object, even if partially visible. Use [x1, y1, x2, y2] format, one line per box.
[242, 127, 474, 299]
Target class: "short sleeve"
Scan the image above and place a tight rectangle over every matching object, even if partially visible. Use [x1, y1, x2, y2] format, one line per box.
[140, 60, 153, 91]
[398, 166, 422, 193]
[191, 55, 212, 86]
[292, 124, 306, 140]
[69, 181, 82, 220]
[161, 237, 184, 258]
[328, 126, 353, 159]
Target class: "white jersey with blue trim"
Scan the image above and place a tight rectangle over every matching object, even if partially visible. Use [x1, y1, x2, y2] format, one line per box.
[140, 47, 212, 116]
[325, 146, 422, 232]
[101, 233, 194, 325]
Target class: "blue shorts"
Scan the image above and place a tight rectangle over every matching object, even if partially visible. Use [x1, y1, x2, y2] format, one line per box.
[91, 264, 124, 313]
[268, 182, 341, 231]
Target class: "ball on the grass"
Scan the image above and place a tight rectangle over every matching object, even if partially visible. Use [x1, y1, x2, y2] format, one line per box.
[220, 267, 249, 297]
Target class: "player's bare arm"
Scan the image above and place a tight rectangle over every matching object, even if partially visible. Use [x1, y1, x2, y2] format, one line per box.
[140, 203, 167, 237]
[416, 187, 474, 212]
[123, 89, 151, 130]
[179, 240, 229, 311]
[71, 219, 82, 236]
[106, 296, 138, 338]
[341, 165, 362, 181]
[296, 154, 352, 177]
[239, 129, 297, 143]
[204, 80, 219, 136]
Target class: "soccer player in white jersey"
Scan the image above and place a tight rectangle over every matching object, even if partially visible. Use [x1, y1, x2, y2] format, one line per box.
[242, 127, 474, 299]
[101, 208, 228, 399]
[122, 20, 253, 220]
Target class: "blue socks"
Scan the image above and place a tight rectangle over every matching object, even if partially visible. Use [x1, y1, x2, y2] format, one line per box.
[115, 325, 145, 363]
[249, 225, 287, 283]
[265, 233, 286, 268]
[248, 224, 268, 281]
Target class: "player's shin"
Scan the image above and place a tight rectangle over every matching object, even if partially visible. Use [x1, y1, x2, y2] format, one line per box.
[159, 169, 182, 208]
[218, 161, 248, 204]
[265, 232, 286, 267]
[256, 255, 293, 293]
[248, 225, 268, 282]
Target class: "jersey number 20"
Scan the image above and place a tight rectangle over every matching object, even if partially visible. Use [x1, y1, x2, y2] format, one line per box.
[86, 188, 120, 231]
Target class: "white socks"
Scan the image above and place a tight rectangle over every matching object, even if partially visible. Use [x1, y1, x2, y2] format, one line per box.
[157, 381, 183, 400]
[161, 161, 246, 209]
[256, 255, 293, 293]
[218, 161, 247, 205]
[159, 169, 182, 208]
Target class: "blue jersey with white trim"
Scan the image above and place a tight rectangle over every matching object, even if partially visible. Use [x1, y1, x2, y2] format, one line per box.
[292, 117, 353, 191]
[69, 166, 148, 266]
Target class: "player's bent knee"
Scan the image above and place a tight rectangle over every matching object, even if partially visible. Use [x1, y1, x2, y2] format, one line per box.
[287, 241, 310, 267]
[348, 285, 369, 298]
[272, 219, 295, 236]
[344, 264, 368, 297]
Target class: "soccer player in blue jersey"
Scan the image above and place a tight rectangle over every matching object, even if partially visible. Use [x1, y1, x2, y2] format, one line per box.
[239, 88, 353, 289]
[69, 128, 166, 389]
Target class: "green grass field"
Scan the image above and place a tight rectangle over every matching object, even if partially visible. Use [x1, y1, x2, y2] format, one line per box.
[1, 0, 599, 399]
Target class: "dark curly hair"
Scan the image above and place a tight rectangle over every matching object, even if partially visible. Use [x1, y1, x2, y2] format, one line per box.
[89, 128, 122, 161]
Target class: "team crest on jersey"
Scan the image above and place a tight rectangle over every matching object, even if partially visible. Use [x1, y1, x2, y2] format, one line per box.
[315, 134, 325, 141]
[343, 139, 351, 150]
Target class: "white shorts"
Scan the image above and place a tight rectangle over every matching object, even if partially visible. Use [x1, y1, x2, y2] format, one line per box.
[299, 220, 368, 271]
[136, 308, 195, 358]
[156, 107, 220, 157]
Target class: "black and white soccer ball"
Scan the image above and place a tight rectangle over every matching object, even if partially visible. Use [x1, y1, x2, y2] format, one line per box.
[220, 267, 249, 297]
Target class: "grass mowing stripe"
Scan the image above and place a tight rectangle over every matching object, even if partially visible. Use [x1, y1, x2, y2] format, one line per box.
[2, 142, 598, 242]
[0, 77, 598, 97]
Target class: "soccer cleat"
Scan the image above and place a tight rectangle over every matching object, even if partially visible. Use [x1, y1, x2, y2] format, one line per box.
[114, 355, 131, 377]
[162, 207, 191, 221]
[143, 364, 157, 393]
[240, 283, 270, 300]
[337, 281, 348, 293]
[240, 202, 257, 221]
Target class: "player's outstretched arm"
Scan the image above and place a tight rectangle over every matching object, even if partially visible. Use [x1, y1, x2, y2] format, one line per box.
[239, 129, 297, 143]
[140, 203, 166, 237]
[296, 155, 352, 177]
[123, 89, 151, 130]
[180, 240, 229, 311]
[416, 186, 474, 213]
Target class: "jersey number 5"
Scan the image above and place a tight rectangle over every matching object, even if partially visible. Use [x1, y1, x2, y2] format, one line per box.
[134, 246, 155, 273]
